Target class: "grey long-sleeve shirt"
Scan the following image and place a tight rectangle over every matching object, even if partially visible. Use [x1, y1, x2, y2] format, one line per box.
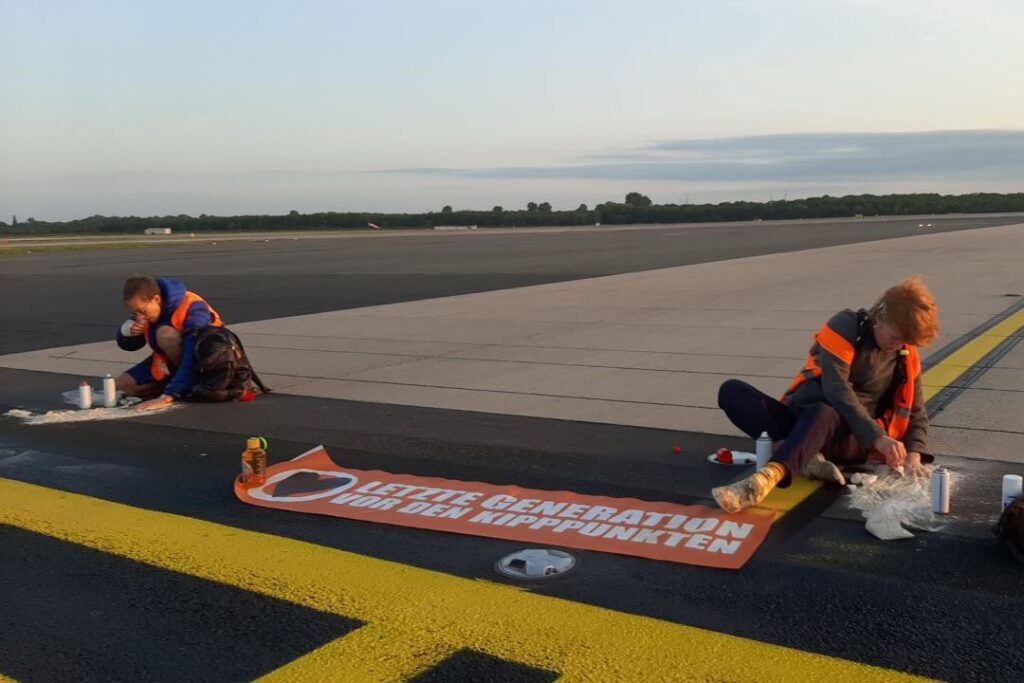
[786, 309, 930, 457]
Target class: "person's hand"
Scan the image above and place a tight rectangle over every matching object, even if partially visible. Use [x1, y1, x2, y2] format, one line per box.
[906, 452, 928, 478]
[872, 435, 908, 472]
[135, 395, 174, 412]
[121, 319, 146, 336]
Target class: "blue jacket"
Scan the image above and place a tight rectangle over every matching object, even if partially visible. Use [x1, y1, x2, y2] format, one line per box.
[116, 278, 218, 399]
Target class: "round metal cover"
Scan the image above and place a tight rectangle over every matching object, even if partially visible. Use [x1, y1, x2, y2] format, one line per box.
[495, 548, 576, 580]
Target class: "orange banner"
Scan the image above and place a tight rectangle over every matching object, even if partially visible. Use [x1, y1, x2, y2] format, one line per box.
[235, 446, 774, 569]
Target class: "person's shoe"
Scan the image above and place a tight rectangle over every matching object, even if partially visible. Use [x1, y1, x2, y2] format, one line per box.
[800, 453, 846, 486]
[712, 462, 786, 513]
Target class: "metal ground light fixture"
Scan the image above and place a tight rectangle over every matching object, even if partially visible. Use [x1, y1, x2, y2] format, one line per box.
[495, 548, 577, 580]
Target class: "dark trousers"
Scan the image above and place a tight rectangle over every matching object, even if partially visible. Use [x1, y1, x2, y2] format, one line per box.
[717, 379, 866, 487]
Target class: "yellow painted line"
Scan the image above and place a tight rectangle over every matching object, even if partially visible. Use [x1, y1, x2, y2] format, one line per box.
[755, 477, 821, 516]
[0, 674, 20, 682]
[758, 307, 1024, 515]
[258, 622, 455, 683]
[1, 478, 935, 683]
[922, 308, 1024, 401]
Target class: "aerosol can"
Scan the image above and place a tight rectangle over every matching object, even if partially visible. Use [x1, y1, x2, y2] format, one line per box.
[241, 437, 268, 487]
[755, 431, 773, 469]
[78, 381, 92, 410]
[102, 374, 117, 407]
[931, 467, 951, 514]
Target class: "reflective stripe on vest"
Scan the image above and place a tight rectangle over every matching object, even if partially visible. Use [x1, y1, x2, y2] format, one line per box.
[885, 347, 921, 441]
[147, 292, 223, 381]
[781, 321, 920, 441]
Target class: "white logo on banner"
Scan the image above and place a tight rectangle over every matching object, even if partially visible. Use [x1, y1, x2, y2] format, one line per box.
[248, 469, 358, 503]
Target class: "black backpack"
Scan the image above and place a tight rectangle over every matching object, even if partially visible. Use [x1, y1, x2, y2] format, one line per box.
[994, 497, 1024, 565]
[187, 325, 270, 402]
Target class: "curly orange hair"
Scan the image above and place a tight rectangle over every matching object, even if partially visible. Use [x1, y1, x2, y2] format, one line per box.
[870, 275, 940, 347]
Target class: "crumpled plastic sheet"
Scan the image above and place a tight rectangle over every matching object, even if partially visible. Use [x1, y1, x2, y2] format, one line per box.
[846, 467, 943, 540]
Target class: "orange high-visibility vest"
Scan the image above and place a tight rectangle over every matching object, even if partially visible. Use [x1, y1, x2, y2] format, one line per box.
[144, 292, 223, 381]
[781, 320, 921, 441]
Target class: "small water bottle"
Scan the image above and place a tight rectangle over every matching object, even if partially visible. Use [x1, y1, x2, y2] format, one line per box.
[102, 374, 117, 407]
[1002, 474, 1023, 512]
[78, 381, 92, 410]
[931, 467, 951, 514]
[755, 431, 773, 469]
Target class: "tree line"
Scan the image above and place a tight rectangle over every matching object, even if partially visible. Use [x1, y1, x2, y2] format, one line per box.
[4, 192, 1023, 235]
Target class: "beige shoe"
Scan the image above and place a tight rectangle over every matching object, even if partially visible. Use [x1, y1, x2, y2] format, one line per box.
[800, 453, 846, 486]
[712, 472, 775, 513]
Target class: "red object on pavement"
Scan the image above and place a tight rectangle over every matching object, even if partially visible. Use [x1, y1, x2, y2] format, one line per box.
[716, 448, 733, 464]
[673, 446, 681, 454]
[240, 389, 256, 402]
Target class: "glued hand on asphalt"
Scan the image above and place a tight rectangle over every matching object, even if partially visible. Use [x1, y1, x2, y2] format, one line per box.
[135, 395, 174, 412]
[905, 452, 928, 478]
[872, 435, 908, 472]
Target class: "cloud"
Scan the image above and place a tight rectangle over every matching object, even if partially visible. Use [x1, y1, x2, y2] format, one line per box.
[381, 130, 1024, 184]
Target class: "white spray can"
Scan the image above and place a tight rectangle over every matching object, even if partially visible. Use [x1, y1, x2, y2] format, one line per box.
[78, 380, 93, 410]
[931, 467, 951, 514]
[1002, 474, 1023, 512]
[102, 374, 117, 407]
[755, 431, 773, 469]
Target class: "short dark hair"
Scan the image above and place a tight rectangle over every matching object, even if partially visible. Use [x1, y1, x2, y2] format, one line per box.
[123, 275, 160, 301]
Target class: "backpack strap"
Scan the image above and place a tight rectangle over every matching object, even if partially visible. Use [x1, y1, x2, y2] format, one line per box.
[230, 331, 272, 394]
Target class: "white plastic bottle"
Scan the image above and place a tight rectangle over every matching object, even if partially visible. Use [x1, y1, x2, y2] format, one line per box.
[103, 374, 117, 407]
[755, 431, 773, 469]
[78, 381, 93, 410]
[1002, 474, 1023, 512]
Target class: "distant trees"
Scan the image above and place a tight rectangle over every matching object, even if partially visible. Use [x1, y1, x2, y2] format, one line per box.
[6, 192, 1024, 236]
[625, 192, 652, 207]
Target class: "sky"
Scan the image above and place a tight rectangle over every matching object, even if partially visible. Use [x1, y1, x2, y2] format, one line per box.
[1, 0, 1023, 221]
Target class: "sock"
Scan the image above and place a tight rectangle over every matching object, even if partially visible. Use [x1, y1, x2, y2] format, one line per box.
[712, 461, 788, 513]
[754, 461, 787, 488]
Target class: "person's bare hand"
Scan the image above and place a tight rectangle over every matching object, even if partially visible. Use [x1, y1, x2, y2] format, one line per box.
[135, 395, 174, 412]
[872, 435, 908, 472]
[906, 452, 928, 478]
[130, 320, 147, 335]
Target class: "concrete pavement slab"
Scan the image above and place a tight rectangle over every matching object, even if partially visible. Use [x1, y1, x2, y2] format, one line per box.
[931, 388, 1024, 433]
[927, 426, 1024, 465]
[2, 223, 1022, 461]
[971, 367, 1024, 391]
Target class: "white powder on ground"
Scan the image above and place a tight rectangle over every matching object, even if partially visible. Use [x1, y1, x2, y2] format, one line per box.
[847, 468, 943, 540]
[4, 403, 180, 425]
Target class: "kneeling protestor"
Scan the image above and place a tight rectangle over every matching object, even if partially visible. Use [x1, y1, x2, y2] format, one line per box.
[115, 275, 266, 411]
[712, 276, 940, 513]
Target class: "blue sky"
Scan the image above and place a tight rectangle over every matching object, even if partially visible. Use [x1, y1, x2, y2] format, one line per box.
[2, 0, 1023, 221]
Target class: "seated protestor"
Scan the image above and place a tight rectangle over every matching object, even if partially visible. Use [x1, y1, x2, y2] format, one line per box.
[711, 276, 940, 513]
[115, 275, 223, 411]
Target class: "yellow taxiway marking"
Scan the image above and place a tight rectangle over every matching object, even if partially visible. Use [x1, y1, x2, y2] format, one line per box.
[921, 308, 1024, 401]
[2, 478, 935, 683]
